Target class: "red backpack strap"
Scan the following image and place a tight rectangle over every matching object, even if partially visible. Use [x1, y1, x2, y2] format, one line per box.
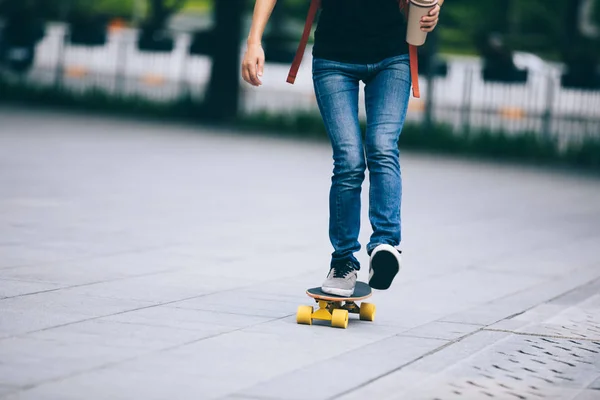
[409, 44, 420, 98]
[287, 0, 321, 84]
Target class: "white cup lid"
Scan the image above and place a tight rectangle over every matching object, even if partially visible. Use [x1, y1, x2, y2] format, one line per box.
[410, 0, 438, 7]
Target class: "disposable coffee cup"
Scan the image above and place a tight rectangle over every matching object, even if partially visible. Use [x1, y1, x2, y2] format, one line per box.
[406, 0, 438, 46]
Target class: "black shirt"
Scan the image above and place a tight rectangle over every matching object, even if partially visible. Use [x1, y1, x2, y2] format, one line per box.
[313, 0, 409, 64]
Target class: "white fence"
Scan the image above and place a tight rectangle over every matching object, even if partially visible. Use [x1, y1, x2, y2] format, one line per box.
[5, 22, 600, 141]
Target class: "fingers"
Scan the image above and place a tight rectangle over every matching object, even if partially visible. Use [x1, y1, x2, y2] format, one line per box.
[258, 57, 264, 79]
[242, 57, 262, 86]
[249, 61, 262, 86]
[428, 4, 440, 16]
[241, 60, 250, 84]
[420, 4, 440, 32]
[421, 15, 438, 23]
[420, 17, 438, 31]
[250, 60, 262, 86]
[241, 44, 265, 87]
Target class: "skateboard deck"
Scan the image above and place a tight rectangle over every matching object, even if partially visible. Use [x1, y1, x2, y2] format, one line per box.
[297, 282, 376, 329]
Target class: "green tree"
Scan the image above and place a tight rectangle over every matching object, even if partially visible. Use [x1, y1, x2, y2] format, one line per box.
[203, 0, 245, 121]
[144, 0, 186, 30]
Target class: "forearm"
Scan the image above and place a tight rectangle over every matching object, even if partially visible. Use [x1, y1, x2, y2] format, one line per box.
[247, 0, 278, 45]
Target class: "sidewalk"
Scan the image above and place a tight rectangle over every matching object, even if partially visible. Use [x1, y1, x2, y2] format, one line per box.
[1, 107, 599, 400]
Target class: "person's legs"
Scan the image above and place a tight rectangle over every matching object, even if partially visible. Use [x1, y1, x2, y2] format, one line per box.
[312, 57, 367, 296]
[363, 53, 411, 289]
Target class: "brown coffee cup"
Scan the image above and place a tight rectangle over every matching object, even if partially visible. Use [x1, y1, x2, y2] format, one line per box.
[406, 0, 438, 46]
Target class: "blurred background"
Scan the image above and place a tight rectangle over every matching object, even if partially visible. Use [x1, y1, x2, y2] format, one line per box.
[1, 4, 600, 397]
[0, 0, 599, 163]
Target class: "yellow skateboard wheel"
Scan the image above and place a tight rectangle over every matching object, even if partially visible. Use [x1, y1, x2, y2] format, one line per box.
[331, 309, 349, 329]
[359, 302, 376, 321]
[296, 305, 313, 325]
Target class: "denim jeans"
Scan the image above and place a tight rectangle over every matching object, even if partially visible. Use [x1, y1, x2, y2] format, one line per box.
[312, 53, 411, 268]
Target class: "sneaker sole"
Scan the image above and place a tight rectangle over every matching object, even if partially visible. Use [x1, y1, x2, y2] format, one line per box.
[369, 250, 400, 290]
[320, 286, 354, 297]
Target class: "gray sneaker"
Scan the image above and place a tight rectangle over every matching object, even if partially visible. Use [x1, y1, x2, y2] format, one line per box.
[321, 261, 358, 297]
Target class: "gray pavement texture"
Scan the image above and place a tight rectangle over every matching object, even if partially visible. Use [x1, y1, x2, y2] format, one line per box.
[0, 106, 599, 400]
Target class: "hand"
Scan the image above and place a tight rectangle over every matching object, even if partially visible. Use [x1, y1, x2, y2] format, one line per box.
[420, 3, 440, 32]
[242, 43, 265, 87]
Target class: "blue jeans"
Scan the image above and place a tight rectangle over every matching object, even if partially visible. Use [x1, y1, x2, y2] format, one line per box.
[312, 54, 411, 268]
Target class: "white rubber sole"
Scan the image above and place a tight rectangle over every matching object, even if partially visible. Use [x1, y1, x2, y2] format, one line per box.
[320, 286, 354, 297]
[369, 244, 401, 290]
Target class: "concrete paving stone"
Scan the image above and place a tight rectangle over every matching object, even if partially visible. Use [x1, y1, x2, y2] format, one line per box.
[230, 272, 327, 298]
[587, 375, 600, 390]
[0, 261, 165, 287]
[239, 335, 448, 400]
[0, 243, 121, 269]
[393, 333, 600, 400]
[0, 290, 154, 318]
[146, 244, 268, 271]
[336, 331, 510, 400]
[406, 385, 586, 400]
[102, 305, 273, 331]
[486, 317, 532, 333]
[26, 318, 228, 351]
[494, 295, 600, 342]
[173, 251, 331, 282]
[0, 385, 19, 398]
[441, 300, 555, 327]
[573, 389, 600, 400]
[131, 328, 382, 383]
[0, 279, 62, 299]
[0, 292, 154, 338]
[486, 301, 571, 331]
[359, 267, 544, 330]
[403, 194, 598, 242]
[404, 268, 545, 306]
[398, 321, 484, 341]
[441, 263, 600, 326]
[361, 295, 467, 330]
[345, 329, 597, 400]
[485, 304, 568, 334]
[0, 335, 147, 388]
[242, 314, 404, 349]
[389, 227, 520, 278]
[0, 220, 191, 266]
[187, 254, 328, 284]
[548, 278, 600, 307]
[243, 314, 405, 342]
[0, 245, 90, 270]
[477, 235, 600, 278]
[2, 370, 238, 400]
[0, 309, 91, 339]
[166, 289, 303, 319]
[57, 270, 256, 303]
[0, 250, 195, 285]
[8, 326, 387, 400]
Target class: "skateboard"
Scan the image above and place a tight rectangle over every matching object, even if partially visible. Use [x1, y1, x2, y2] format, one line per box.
[296, 282, 375, 329]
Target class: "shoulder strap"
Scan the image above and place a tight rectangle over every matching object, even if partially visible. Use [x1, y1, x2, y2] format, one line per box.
[409, 44, 420, 98]
[287, 0, 321, 84]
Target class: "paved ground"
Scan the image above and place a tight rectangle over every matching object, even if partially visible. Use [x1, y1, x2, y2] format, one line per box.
[0, 107, 599, 400]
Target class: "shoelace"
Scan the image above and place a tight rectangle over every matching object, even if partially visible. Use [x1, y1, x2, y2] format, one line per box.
[332, 261, 356, 279]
